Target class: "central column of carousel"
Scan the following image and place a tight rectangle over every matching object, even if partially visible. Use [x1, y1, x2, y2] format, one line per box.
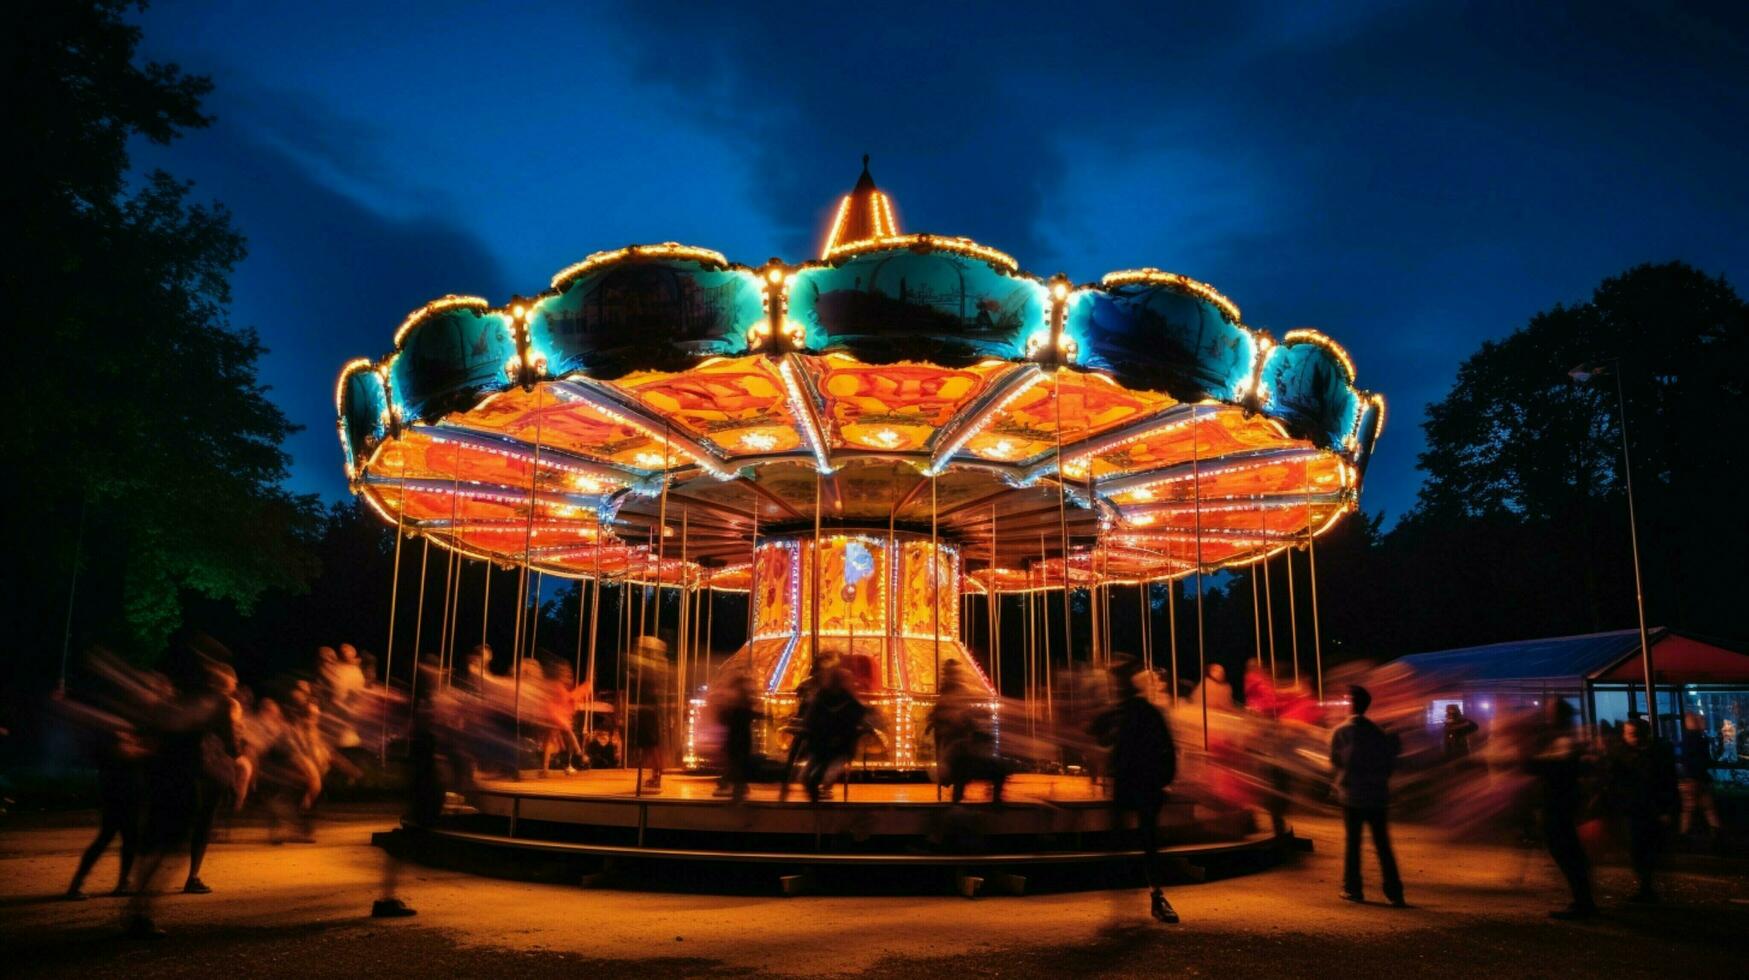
[701, 529, 990, 772]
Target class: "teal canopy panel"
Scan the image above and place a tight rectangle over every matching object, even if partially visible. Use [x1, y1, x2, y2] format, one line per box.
[389, 307, 518, 424]
[1066, 284, 1256, 404]
[339, 366, 389, 473]
[1259, 341, 1362, 450]
[527, 258, 764, 380]
[787, 248, 1046, 365]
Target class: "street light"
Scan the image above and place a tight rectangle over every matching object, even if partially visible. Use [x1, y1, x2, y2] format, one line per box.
[1568, 359, 1656, 736]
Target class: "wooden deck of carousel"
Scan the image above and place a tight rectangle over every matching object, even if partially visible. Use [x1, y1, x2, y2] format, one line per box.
[376, 770, 1301, 892]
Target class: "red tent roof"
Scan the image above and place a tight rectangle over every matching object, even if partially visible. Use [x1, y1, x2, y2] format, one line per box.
[1594, 633, 1749, 685]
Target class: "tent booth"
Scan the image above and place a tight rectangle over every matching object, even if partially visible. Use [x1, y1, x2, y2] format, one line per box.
[1394, 628, 1749, 776]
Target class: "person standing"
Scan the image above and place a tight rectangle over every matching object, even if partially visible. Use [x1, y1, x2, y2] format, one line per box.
[1676, 712, 1722, 842]
[1442, 704, 1479, 762]
[1607, 717, 1678, 903]
[1527, 699, 1596, 919]
[1091, 659, 1180, 924]
[1329, 684, 1404, 906]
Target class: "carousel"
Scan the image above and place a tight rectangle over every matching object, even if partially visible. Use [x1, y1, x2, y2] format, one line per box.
[343, 160, 1383, 878]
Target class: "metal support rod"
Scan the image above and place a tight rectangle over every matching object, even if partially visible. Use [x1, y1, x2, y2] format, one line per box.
[1262, 536, 1277, 687]
[1611, 365, 1657, 735]
[1193, 414, 1208, 751]
[1286, 542, 1299, 689]
[410, 538, 431, 709]
[380, 463, 409, 763]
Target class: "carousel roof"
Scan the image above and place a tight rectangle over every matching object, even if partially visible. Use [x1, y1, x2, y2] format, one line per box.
[336, 161, 1384, 591]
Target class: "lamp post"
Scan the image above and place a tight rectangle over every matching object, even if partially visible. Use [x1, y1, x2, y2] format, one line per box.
[1569, 359, 1656, 736]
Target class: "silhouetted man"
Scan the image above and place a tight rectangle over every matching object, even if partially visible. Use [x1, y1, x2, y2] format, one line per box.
[1091, 659, 1179, 924]
[1329, 684, 1403, 906]
[1527, 699, 1594, 919]
[1607, 717, 1678, 903]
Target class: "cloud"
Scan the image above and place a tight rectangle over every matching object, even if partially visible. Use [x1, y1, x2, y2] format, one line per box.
[135, 86, 514, 501]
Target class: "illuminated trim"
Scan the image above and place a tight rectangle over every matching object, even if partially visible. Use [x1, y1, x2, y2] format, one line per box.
[549, 243, 729, 292]
[1281, 328, 1358, 383]
[820, 196, 853, 259]
[1100, 269, 1241, 324]
[925, 365, 1044, 475]
[392, 295, 489, 349]
[778, 356, 833, 472]
[823, 233, 1019, 273]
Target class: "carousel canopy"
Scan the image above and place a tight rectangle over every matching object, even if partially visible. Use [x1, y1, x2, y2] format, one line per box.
[336, 161, 1384, 591]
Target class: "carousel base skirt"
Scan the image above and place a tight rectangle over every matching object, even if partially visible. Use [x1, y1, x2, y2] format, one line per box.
[376, 771, 1301, 892]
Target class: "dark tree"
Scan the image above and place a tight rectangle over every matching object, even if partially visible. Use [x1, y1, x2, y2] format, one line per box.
[1390, 262, 1747, 647]
[1, 1, 320, 690]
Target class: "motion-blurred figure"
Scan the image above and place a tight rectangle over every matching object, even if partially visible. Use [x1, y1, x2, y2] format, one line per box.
[585, 728, 619, 769]
[1330, 684, 1404, 906]
[1677, 712, 1721, 842]
[62, 652, 154, 900]
[1442, 704, 1479, 762]
[124, 644, 241, 938]
[713, 670, 762, 801]
[1190, 663, 1234, 715]
[629, 636, 671, 789]
[373, 657, 442, 919]
[1527, 699, 1595, 919]
[927, 659, 1008, 804]
[801, 667, 866, 803]
[1091, 659, 1179, 924]
[1607, 717, 1677, 903]
[778, 660, 824, 802]
[182, 662, 242, 895]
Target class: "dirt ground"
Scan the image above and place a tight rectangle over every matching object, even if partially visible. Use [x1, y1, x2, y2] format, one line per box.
[2, 806, 1744, 978]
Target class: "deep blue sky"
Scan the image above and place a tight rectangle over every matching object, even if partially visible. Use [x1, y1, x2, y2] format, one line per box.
[134, 1, 1749, 524]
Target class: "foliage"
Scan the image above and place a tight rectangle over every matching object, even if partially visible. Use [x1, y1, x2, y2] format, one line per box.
[1, 1, 320, 679]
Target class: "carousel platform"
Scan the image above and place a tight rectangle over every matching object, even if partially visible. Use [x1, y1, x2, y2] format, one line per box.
[375, 770, 1303, 894]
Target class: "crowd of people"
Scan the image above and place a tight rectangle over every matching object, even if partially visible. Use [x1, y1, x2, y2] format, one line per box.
[57, 638, 398, 936]
[52, 632, 1733, 936]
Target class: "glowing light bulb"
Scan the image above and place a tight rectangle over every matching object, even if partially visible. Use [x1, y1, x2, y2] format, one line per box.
[986, 438, 1016, 459]
[740, 431, 778, 452]
[635, 451, 666, 469]
[867, 428, 903, 449]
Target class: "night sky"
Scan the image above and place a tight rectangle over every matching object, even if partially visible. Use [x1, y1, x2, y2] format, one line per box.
[134, 1, 1749, 524]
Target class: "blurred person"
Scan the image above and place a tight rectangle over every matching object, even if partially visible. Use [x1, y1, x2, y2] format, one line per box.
[62, 660, 152, 900]
[1720, 717, 1738, 763]
[124, 644, 241, 939]
[373, 657, 444, 919]
[1607, 718, 1678, 903]
[1443, 704, 1480, 762]
[585, 727, 619, 769]
[927, 659, 1009, 804]
[1676, 712, 1721, 841]
[1329, 684, 1404, 906]
[182, 662, 243, 895]
[713, 670, 762, 801]
[629, 636, 671, 789]
[801, 667, 867, 803]
[1242, 657, 1276, 716]
[778, 660, 826, 802]
[1527, 699, 1595, 919]
[1091, 658, 1180, 924]
[542, 659, 586, 773]
[1190, 662, 1234, 715]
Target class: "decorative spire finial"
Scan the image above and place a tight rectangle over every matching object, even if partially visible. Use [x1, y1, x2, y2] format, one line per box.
[822, 155, 900, 258]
